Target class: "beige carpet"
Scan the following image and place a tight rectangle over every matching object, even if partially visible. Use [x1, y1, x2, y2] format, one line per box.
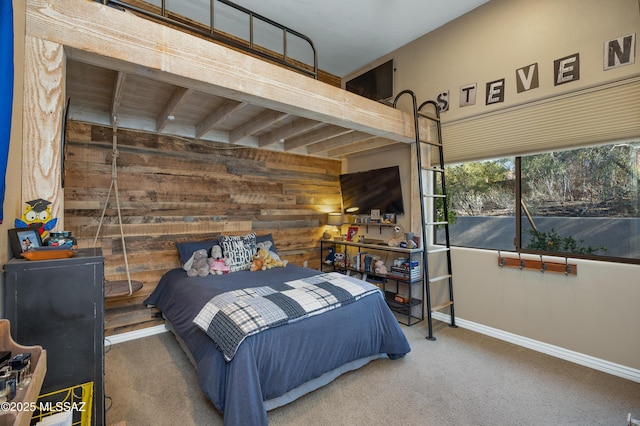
[104, 320, 640, 425]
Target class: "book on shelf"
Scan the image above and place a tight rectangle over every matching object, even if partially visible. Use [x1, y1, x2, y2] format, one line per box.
[388, 265, 421, 280]
[356, 252, 377, 273]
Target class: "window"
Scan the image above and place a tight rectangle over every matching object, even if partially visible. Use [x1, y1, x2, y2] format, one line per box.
[436, 158, 516, 251]
[440, 141, 640, 263]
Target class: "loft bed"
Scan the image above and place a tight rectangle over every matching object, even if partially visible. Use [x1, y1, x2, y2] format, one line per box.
[97, 0, 320, 80]
[25, 0, 425, 166]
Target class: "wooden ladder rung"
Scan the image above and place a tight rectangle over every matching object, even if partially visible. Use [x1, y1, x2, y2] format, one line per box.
[417, 111, 440, 122]
[431, 301, 453, 312]
[419, 141, 443, 148]
[424, 193, 446, 198]
[427, 247, 450, 254]
[429, 274, 452, 283]
[421, 166, 444, 173]
[426, 221, 448, 226]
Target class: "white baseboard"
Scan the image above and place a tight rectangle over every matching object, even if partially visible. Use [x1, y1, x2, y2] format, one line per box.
[104, 323, 168, 346]
[432, 312, 640, 383]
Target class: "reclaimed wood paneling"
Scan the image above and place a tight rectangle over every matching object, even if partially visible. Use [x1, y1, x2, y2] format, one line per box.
[64, 121, 341, 336]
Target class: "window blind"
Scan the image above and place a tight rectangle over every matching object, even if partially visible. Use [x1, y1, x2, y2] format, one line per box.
[441, 75, 640, 163]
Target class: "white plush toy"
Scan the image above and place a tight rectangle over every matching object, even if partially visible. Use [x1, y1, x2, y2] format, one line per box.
[209, 245, 230, 275]
[387, 224, 405, 247]
[374, 259, 388, 274]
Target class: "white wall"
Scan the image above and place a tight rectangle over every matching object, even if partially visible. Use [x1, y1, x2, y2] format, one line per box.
[357, 0, 640, 372]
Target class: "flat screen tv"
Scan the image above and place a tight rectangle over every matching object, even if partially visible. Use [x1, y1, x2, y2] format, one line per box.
[345, 59, 394, 102]
[339, 166, 404, 215]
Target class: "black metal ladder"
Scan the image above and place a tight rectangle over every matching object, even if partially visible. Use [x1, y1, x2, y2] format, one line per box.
[393, 90, 457, 340]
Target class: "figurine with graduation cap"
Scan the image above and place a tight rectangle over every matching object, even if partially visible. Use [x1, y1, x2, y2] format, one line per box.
[15, 198, 58, 239]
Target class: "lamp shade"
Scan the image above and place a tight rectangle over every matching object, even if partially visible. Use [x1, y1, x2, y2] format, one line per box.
[327, 213, 343, 226]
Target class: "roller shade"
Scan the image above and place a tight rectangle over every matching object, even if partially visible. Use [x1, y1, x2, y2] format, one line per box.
[441, 75, 640, 163]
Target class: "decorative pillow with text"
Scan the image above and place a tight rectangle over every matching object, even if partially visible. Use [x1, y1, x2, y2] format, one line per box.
[218, 233, 257, 272]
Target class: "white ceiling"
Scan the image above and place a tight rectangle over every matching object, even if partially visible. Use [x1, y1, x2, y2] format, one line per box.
[232, 0, 490, 77]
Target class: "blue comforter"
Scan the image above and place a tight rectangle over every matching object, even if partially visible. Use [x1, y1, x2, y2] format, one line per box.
[145, 265, 411, 426]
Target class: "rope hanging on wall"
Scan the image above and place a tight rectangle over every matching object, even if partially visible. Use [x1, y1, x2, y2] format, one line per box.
[93, 117, 143, 298]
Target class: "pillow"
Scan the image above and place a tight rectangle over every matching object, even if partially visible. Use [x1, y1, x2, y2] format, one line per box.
[176, 239, 219, 265]
[256, 233, 278, 254]
[218, 232, 257, 272]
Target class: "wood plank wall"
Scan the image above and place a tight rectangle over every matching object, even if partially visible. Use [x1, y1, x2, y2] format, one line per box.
[64, 121, 341, 336]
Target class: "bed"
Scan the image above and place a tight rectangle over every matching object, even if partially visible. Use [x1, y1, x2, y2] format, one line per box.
[144, 246, 411, 426]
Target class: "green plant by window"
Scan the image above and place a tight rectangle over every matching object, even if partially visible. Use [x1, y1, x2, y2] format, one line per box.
[525, 228, 607, 255]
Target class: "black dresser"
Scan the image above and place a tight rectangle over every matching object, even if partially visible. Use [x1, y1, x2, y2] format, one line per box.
[3, 247, 104, 425]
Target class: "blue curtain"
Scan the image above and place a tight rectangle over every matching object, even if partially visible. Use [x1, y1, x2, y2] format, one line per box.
[0, 0, 14, 224]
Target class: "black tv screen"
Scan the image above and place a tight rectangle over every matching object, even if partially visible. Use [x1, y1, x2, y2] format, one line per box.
[345, 59, 394, 102]
[339, 166, 404, 215]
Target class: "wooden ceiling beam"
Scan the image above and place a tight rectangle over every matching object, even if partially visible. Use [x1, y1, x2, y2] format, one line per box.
[306, 131, 375, 155]
[156, 86, 193, 132]
[258, 117, 324, 148]
[326, 137, 403, 158]
[284, 125, 352, 151]
[195, 99, 246, 139]
[229, 109, 289, 144]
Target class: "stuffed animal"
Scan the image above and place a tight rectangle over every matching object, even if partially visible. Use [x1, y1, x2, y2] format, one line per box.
[324, 247, 335, 264]
[250, 252, 266, 271]
[387, 224, 405, 247]
[374, 259, 388, 275]
[256, 240, 288, 267]
[256, 247, 287, 269]
[183, 249, 211, 277]
[209, 245, 230, 275]
[334, 252, 345, 267]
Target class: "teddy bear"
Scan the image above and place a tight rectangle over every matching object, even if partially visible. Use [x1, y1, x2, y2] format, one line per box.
[209, 245, 230, 275]
[255, 241, 288, 267]
[250, 252, 266, 271]
[256, 241, 288, 267]
[256, 247, 287, 269]
[333, 252, 345, 267]
[183, 249, 211, 277]
[374, 259, 388, 275]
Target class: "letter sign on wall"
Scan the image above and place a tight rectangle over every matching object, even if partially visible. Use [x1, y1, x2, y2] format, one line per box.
[441, 34, 632, 113]
[436, 90, 449, 112]
[436, 90, 450, 112]
[485, 78, 505, 105]
[604, 33, 636, 70]
[516, 63, 539, 93]
[554, 53, 580, 86]
[460, 83, 477, 107]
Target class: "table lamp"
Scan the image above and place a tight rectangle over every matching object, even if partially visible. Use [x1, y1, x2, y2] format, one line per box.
[324, 213, 343, 239]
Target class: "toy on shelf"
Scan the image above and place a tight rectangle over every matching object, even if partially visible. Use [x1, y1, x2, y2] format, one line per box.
[14, 198, 58, 240]
[324, 247, 335, 264]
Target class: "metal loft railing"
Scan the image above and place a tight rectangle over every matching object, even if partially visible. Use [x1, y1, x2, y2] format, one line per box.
[99, 0, 318, 79]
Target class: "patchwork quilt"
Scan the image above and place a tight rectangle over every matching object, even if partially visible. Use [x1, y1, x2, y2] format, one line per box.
[193, 272, 381, 361]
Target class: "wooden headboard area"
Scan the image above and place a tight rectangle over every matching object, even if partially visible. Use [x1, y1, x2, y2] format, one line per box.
[65, 121, 341, 334]
[24, 0, 422, 335]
